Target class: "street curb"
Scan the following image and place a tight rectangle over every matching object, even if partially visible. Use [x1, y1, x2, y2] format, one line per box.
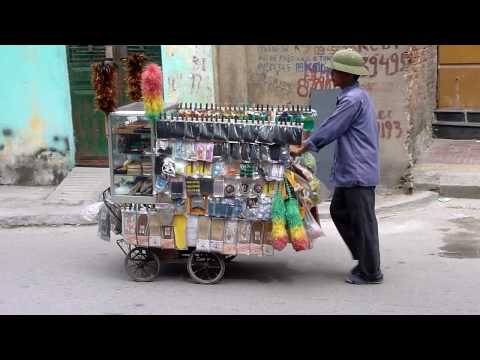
[317, 191, 439, 219]
[414, 183, 480, 199]
[0, 213, 96, 228]
[0, 191, 439, 228]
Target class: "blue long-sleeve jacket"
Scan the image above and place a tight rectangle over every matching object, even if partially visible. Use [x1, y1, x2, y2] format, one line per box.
[305, 82, 380, 187]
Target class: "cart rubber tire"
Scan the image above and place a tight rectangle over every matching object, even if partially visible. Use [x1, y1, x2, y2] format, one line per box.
[124, 247, 160, 282]
[224, 255, 236, 263]
[187, 251, 225, 285]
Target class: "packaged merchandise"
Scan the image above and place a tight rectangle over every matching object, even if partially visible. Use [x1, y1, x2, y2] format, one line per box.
[223, 220, 238, 255]
[173, 214, 188, 250]
[213, 178, 225, 198]
[210, 218, 225, 253]
[212, 161, 225, 177]
[170, 178, 185, 199]
[148, 210, 162, 248]
[196, 216, 211, 251]
[250, 221, 264, 256]
[237, 221, 252, 255]
[200, 178, 214, 195]
[186, 215, 199, 247]
[262, 222, 274, 256]
[175, 139, 186, 160]
[136, 209, 150, 247]
[189, 195, 208, 216]
[160, 225, 176, 249]
[203, 162, 213, 177]
[122, 208, 137, 245]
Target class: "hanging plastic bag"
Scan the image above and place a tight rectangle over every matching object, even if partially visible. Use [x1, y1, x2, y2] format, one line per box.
[301, 201, 324, 248]
[242, 124, 256, 143]
[249, 144, 260, 161]
[286, 125, 303, 145]
[241, 143, 250, 162]
[257, 124, 274, 143]
[82, 201, 104, 223]
[272, 125, 288, 145]
[172, 119, 186, 138]
[229, 143, 241, 161]
[228, 122, 242, 142]
[157, 120, 171, 139]
[185, 120, 199, 140]
[271, 183, 289, 251]
[213, 121, 229, 141]
[284, 180, 310, 251]
[97, 204, 111, 241]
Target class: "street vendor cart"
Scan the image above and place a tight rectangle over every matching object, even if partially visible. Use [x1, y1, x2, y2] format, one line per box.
[99, 102, 324, 284]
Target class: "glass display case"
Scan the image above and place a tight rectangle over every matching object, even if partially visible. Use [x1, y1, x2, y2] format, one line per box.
[108, 110, 156, 204]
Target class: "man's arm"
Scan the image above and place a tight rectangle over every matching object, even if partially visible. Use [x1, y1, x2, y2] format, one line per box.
[291, 97, 359, 156]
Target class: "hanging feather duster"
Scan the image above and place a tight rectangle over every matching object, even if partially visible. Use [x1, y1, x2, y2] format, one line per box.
[284, 180, 310, 252]
[91, 60, 117, 115]
[271, 182, 289, 251]
[141, 63, 164, 121]
[126, 53, 148, 102]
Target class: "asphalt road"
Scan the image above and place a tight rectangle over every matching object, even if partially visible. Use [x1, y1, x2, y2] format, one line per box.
[1, 197, 480, 314]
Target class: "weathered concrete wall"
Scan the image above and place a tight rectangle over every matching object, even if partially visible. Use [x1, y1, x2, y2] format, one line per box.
[0, 45, 75, 185]
[216, 45, 437, 188]
[161, 45, 216, 105]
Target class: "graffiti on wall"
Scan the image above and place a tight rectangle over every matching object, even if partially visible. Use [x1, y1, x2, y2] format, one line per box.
[162, 45, 215, 104]
[253, 45, 412, 99]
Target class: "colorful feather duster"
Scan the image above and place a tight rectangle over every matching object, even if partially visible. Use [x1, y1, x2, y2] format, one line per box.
[284, 180, 310, 252]
[271, 182, 289, 251]
[126, 53, 148, 102]
[141, 63, 164, 121]
[91, 60, 117, 115]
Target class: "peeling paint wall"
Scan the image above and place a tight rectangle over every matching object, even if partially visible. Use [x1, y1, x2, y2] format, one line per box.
[216, 45, 437, 188]
[161, 45, 216, 105]
[0, 45, 74, 185]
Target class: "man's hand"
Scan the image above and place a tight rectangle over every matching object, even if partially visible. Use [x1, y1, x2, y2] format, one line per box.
[290, 144, 306, 157]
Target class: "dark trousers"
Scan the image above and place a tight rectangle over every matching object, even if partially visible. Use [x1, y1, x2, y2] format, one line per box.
[330, 186, 383, 280]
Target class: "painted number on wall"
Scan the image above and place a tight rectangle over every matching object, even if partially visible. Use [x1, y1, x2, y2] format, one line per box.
[377, 110, 403, 139]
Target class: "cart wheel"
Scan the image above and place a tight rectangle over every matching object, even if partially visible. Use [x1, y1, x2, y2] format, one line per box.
[124, 247, 160, 282]
[187, 251, 225, 285]
[224, 255, 237, 263]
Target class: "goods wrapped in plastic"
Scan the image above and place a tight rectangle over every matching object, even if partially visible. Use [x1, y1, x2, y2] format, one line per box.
[213, 121, 229, 141]
[97, 204, 111, 241]
[228, 122, 242, 142]
[241, 143, 250, 162]
[172, 119, 186, 138]
[185, 120, 200, 140]
[257, 124, 274, 143]
[242, 124, 256, 143]
[136, 209, 150, 247]
[157, 119, 172, 139]
[210, 218, 225, 253]
[199, 121, 214, 141]
[237, 221, 252, 255]
[249, 144, 260, 161]
[223, 220, 238, 255]
[286, 125, 303, 145]
[196, 216, 211, 251]
[302, 204, 324, 248]
[250, 221, 264, 256]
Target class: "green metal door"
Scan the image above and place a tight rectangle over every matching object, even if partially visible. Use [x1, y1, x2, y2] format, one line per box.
[67, 45, 162, 166]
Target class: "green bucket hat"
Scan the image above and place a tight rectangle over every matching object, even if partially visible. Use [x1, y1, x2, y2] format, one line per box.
[326, 48, 369, 76]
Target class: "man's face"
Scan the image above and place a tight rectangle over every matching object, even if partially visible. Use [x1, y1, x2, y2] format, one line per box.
[330, 69, 354, 88]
